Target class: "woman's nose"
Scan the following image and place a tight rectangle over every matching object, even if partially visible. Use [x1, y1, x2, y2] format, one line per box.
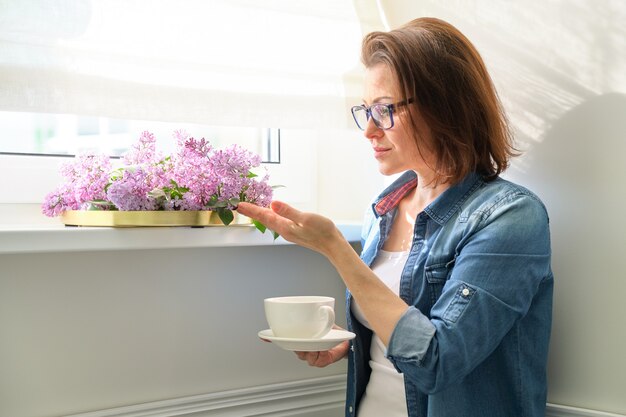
[363, 117, 382, 140]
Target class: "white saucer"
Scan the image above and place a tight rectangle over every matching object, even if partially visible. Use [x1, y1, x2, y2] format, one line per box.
[258, 329, 356, 352]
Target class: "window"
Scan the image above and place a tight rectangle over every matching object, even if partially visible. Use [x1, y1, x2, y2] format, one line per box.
[0, 111, 280, 163]
[0, 1, 384, 215]
[0, 1, 365, 130]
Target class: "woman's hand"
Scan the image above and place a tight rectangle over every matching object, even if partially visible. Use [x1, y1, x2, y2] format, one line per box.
[236, 201, 345, 257]
[259, 325, 350, 368]
[294, 340, 350, 368]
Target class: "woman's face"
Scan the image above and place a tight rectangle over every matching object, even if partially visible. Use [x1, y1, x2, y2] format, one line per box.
[362, 64, 436, 177]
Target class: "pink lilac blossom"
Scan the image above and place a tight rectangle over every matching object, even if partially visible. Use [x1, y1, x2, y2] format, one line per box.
[122, 130, 172, 193]
[41, 183, 75, 217]
[106, 167, 157, 211]
[42, 154, 112, 215]
[146, 159, 172, 193]
[123, 131, 160, 165]
[210, 145, 262, 178]
[169, 134, 219, 210]
[41, 130, 273, 216]
[209, 144, 264, 207]
[243, 172, 273, 207]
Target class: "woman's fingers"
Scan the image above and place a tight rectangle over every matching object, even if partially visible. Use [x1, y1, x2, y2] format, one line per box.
[236, 202, 277, 225]
[238, 201, 303, 227]
[270, 201, 304, 223]
[306, 352, 321, 366]
[236, 202, 292, 234]
[237, 201, 307, 243]
[293, 341, 350, 368]
[295, 351, 325, 367]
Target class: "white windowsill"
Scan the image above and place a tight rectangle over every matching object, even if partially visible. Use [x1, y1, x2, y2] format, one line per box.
[0, 204, 361, 254]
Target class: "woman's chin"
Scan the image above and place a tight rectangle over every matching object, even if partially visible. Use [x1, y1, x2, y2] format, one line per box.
[377, 165, 403, 177]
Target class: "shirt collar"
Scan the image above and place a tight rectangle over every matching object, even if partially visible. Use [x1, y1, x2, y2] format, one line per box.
[372, 171, 418, 217]
[424, 172, 483, 225]
[372, 171, 484, 225]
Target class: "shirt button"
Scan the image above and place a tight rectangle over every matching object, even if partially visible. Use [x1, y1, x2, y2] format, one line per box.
[349, 406, 354, 413]
[350, 344, 355, 352]
[462, 288, 470, 296]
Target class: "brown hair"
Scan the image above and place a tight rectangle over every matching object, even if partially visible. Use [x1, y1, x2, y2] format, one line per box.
[361, 17, 517, 184]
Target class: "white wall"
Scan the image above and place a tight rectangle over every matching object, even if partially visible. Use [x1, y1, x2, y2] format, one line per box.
[380, 1, 626, 414]
[0, 246, 348, 417]
[315, 128, 383, 222]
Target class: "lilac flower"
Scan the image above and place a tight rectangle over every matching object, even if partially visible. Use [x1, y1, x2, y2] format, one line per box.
[42, 130, 274, 218]
[169, 137, 219, 210]
[106, 167, 157, 211]
[42, 183, 77, 216]
[210, 145, 262, 179]
[42, 154, 111, 215]
[243, 173, 273, 207]
[173, 129, 189, 146]
[183, 136, 212, 159]
[123, 131, 160, 165]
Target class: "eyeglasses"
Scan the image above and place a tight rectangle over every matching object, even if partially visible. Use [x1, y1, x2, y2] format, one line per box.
[351, 98, 414, 131]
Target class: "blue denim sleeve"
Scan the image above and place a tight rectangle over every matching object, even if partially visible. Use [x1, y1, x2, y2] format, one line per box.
[386, 193, 552, 394]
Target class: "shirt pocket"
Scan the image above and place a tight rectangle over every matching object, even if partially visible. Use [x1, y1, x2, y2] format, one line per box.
[424, 261, 452, 305]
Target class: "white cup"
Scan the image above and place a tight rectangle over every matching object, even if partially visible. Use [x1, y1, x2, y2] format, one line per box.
[264, 296, 335, 339]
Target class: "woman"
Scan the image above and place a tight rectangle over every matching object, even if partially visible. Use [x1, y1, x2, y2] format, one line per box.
[238, 17, 553, 417]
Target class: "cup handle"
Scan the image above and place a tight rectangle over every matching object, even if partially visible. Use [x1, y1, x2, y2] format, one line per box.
[313, 305, 335, 339]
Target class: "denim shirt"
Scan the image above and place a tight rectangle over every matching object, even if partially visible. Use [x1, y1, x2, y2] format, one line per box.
[345, 171, 553, 417]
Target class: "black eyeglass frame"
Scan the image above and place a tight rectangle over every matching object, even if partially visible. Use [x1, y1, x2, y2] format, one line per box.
[350, 98, 415, 131]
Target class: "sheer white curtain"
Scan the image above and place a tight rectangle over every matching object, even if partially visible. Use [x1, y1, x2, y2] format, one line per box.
[0, 0, 378, 128]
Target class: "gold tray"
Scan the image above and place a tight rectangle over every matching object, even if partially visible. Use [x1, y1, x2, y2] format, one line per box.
[60, 210, 252, 227]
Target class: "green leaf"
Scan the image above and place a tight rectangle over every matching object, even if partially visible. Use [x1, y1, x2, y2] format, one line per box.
[251, 220, 280, 240]
[218, 208, 234, 225]
[205, 198, 228, 209]
[207, 195, 218, 206]
[246, 171, 258, 178]
[252, 220, 267, 233]
[110, 168, 124, 181]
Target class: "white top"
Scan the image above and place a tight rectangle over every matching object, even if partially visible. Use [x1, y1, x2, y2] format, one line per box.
[351, 249, 410, 417]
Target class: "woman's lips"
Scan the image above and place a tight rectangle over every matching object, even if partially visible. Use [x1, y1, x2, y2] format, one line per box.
[373, 146, 391, 158]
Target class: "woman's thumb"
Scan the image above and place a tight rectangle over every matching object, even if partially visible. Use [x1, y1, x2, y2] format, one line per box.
[271, 200, 301, 222]
[270, 200, 285, 213]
